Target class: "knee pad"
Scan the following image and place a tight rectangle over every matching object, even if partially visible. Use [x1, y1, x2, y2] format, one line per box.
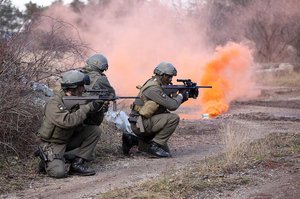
[46, 159, 66, 178]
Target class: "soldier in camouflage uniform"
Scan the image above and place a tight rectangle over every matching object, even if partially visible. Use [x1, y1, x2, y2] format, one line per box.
[80, 54, 116, 126]
[36, 70, 103, 178]
[125, 62, 189, 158]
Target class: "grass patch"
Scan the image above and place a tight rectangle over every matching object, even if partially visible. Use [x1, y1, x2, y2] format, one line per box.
[0, 155, 42, 195]
[100, 129, 300, 199]
[258, 71, 300, 87]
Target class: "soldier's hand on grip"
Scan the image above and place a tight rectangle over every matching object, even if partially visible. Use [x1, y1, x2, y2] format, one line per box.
[102, 102, 109, 112]
[179, 89, 189, 103]
[189, 88, 199, 98]
[88, 100, 104, 112]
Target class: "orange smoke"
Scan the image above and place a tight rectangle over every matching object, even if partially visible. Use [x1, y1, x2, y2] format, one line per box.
[200, 42, 257, 117]
[38, 2, 260, 120]
[40, 2, 209, 97]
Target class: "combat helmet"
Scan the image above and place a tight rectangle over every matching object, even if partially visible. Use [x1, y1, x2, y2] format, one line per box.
[154, 62, 177, 76]
[86, 54, 108, 71]
[61, 70, 90, 89]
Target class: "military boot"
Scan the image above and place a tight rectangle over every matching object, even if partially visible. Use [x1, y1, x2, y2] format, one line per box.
[148, 142, 171, 158]
[161, 144, 172, 156]
[138, 139, 149, 153]
[122, 133, 138, 155]
[69, 157, 96, 176]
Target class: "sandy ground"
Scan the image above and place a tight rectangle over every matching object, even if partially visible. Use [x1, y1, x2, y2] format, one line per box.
[1, 86, 300, 199]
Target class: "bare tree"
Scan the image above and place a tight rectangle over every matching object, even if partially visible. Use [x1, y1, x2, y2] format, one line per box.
[0, 16, 90, 158]
[245, 1, 300, 62]
[187, 0, 300, 62]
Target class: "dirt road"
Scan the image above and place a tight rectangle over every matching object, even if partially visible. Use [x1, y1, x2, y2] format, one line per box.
[2, 86, 300, 199]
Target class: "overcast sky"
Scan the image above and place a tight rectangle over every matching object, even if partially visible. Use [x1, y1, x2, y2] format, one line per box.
[10, 0, 78, 11]
[11, 0, 191, 11]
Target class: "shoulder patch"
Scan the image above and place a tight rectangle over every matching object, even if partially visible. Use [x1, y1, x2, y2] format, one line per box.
[58, 104, 65, 111]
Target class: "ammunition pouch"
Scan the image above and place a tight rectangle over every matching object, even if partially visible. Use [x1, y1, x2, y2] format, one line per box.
[138, 100, 159, 118]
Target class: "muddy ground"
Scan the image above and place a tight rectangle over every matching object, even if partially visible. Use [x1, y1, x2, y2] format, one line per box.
[1, 85, 300, 199]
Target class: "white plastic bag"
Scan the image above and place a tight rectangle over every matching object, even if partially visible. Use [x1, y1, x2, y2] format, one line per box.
[105, 110, 136, 135]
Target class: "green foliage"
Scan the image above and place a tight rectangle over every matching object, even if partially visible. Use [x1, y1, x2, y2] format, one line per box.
[0, 0, 24, 37]
[24, 1, 45, 20]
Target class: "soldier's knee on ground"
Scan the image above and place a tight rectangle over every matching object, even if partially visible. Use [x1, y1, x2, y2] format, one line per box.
[46, 159, 67, 178]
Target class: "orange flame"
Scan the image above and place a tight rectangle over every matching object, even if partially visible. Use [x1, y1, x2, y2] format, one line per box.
[200, 42, 255, 118]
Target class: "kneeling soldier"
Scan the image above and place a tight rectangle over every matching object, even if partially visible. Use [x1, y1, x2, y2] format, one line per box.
[126, 62, 189, 158]
[36, 70, 103, 178]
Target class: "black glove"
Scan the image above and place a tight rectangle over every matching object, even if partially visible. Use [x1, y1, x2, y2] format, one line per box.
[102, 102, 109, 113]
[189, 88, 199, 99]
[179, 89, 189, 103]
[88, 100, 104, 112]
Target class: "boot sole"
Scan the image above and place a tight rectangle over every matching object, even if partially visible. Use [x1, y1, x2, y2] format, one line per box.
[69, 171, 96, 176]
[143, 151, 170, 158]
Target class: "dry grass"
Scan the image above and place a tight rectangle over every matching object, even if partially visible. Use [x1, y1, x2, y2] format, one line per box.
[100, 124, 300, 199]
[257, 71, 300, 87]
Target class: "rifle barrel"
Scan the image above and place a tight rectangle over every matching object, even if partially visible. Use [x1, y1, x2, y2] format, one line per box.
[62, 96, 137, 101]
[85, 89, 108, 92]
[162, 85, 212, 89]
[116, 96, 138, 99]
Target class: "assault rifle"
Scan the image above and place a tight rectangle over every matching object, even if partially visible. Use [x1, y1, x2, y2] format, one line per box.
[162, 79, 212, 98]
[62, 89, 137, 111]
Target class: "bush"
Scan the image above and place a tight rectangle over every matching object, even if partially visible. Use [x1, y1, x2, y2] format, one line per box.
[0, 17, 89, 159]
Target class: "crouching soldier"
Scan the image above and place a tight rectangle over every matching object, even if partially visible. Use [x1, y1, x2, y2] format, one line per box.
[80, 54, 116, 126]
[124, 62, 189, 158]
[36, 70, 103, 178]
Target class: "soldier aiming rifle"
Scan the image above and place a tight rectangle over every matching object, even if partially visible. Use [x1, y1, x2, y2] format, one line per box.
[125, 62, 212, 158]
